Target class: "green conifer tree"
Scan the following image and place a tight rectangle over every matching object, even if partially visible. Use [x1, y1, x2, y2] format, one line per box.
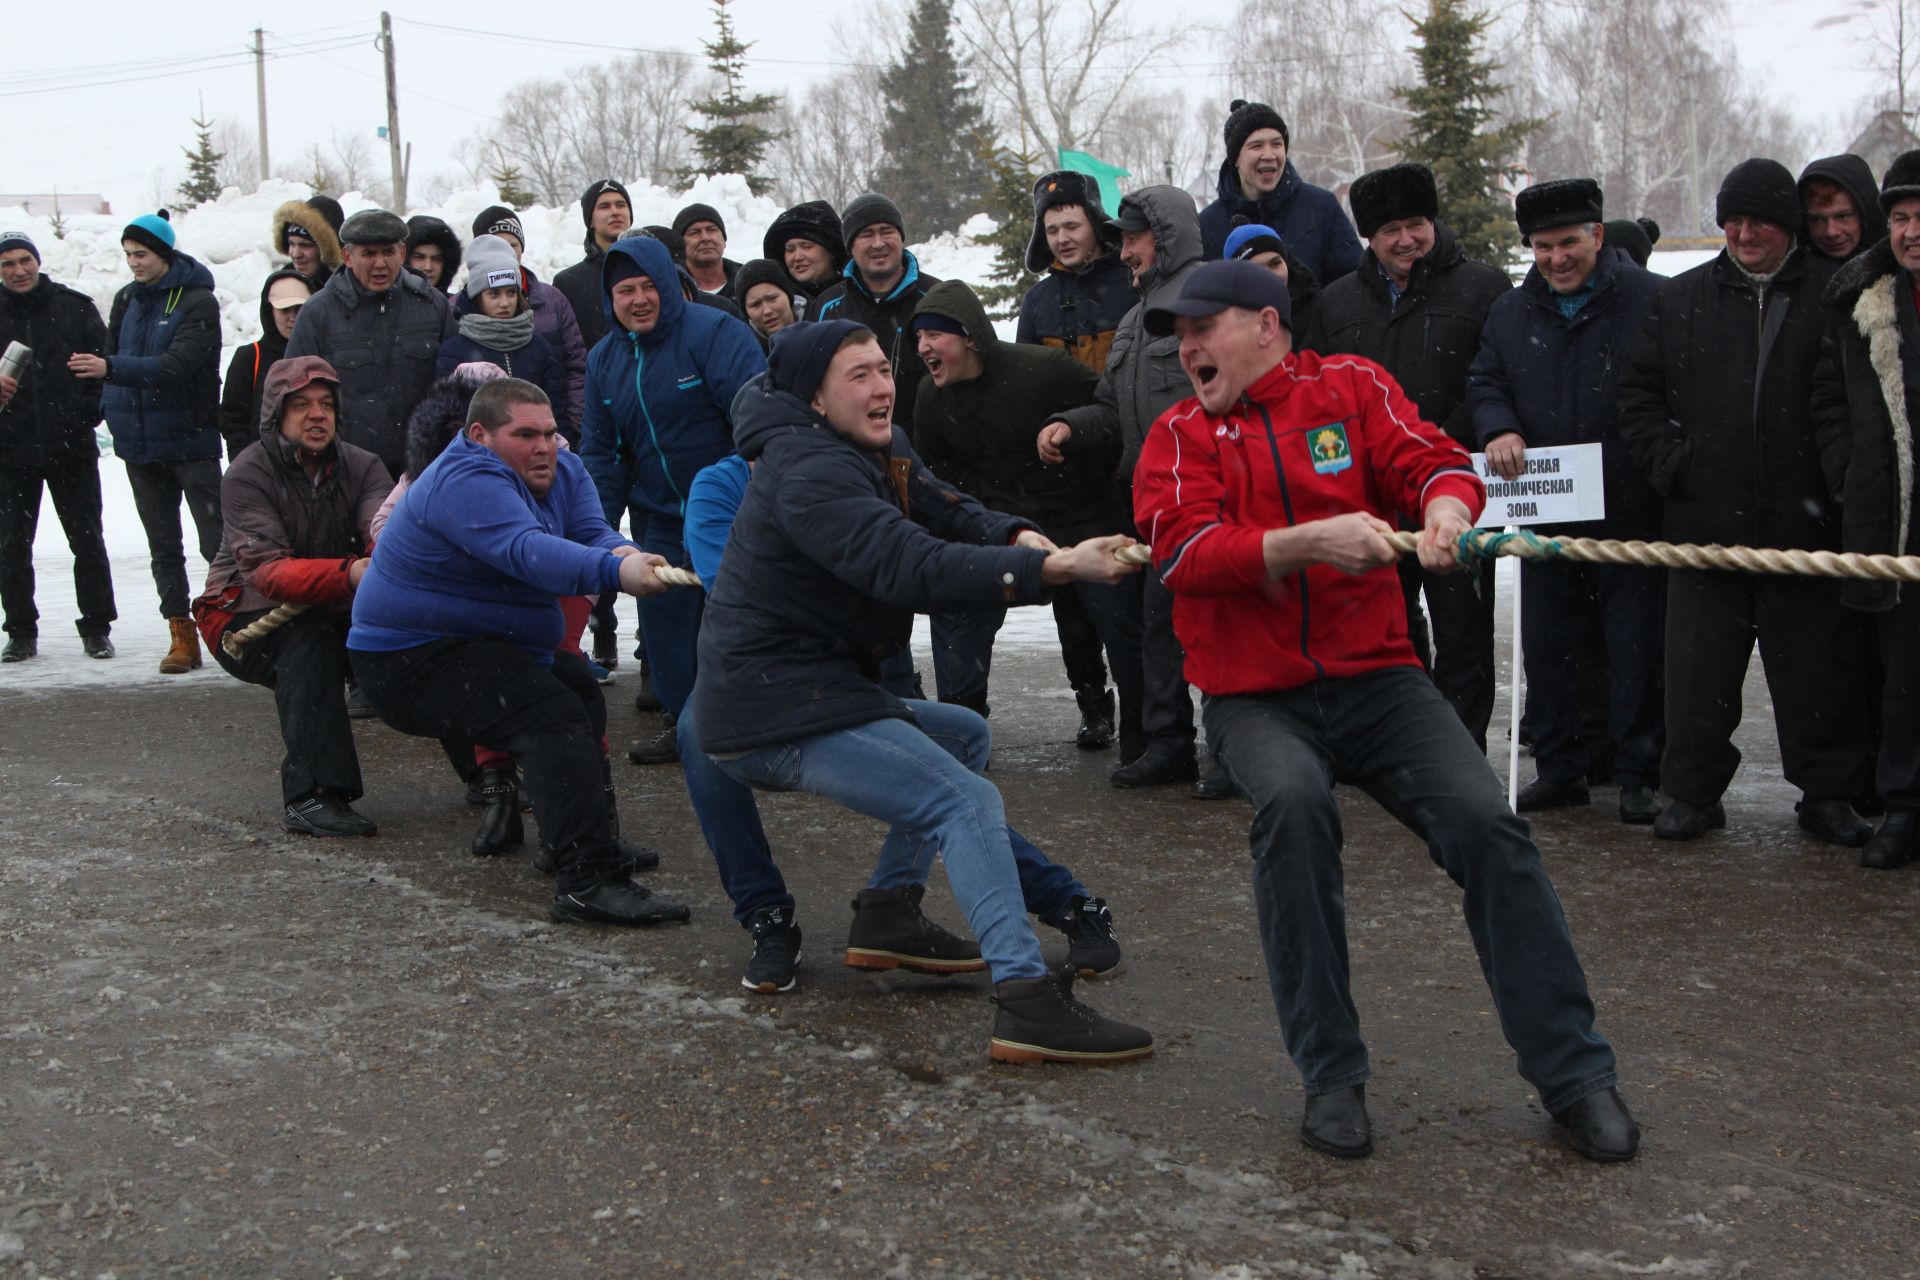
[177, 115, 225, 208]
[971, 144, 1041, 317]
[489, 149, 539, 209]
[1393, 0, 1541, 267]
[683, 0, 783, 195]
[874, 0, 997, 239]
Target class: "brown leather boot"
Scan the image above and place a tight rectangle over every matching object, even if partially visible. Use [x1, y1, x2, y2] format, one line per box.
[159, 616, 202, 674]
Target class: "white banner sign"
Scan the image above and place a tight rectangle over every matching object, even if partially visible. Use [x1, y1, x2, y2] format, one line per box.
[1467, 442, 1606, 528]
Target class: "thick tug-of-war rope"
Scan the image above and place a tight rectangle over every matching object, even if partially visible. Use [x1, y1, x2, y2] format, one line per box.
[1115, 532, 1920, 581]
[221, 602, 307, 657]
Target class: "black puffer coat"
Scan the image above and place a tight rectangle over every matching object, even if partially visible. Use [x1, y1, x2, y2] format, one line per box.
[1015, 252, 1135, 372]
[219, 265, 309, 460]
[1619, 248, 1842, 550]
[0, 274, 106, 470]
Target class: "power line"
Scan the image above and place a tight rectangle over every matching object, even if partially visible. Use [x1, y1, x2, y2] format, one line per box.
[0, 35, 371, 99]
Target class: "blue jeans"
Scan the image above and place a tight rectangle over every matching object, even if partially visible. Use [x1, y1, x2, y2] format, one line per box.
[710, 700, 1050, 980]
[630, 510, 700, 716]
[685, 698, 1087, 928]
[1203, 665, 1618, 1113]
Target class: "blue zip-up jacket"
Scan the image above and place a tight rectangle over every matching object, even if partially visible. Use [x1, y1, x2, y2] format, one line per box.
[577, 236, 766, 526]
[100, 252, 223, 464]
[348, 433, 635, 661]
[809, 251, 941, 434]
[1198, 158, 1363, 285]
[685, 453, 750, 591]
[689, 373, 1044, 755]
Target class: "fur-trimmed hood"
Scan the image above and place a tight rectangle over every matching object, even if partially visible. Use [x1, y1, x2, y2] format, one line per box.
[272, 200, 344, 270]
[1823, 236, 1914, 558]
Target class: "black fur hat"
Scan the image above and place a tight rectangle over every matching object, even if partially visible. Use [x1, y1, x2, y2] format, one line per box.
[1348, 163, 1438, 238]
[1025, 170, 1119, 272]
[1881, 149, 1920, 211]
[762, 200, 848, 269]
[1515, 179, 1604, 243]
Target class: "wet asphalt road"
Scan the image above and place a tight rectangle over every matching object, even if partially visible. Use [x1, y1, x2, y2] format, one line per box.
[0, 644, 1915, 1279]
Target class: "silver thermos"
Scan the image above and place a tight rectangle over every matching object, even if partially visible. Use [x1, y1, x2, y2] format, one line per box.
[0, 341, 27, 381]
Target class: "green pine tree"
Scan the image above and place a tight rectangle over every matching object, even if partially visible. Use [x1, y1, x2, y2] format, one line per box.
[874, 0, 997, 239]
[971, 144, 1042, 318]
[683, 0, 783, 195]
[1392, 0, 1541, 267]
[177, 114, 225, 208]
[489, 150, 539, 209]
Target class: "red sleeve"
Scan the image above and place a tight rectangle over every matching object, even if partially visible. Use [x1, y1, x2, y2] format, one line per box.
[252, 556, 355, 606]
[1339, 359, 1486, 523]
[1132, 405, 1273, 598]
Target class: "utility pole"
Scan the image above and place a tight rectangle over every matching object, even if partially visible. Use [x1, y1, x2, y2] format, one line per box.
[378, 11, 407, 212]
[253, 27, 271, 182]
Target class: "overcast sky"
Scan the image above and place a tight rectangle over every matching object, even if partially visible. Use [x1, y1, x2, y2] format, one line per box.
[6, 0, 1873, 214]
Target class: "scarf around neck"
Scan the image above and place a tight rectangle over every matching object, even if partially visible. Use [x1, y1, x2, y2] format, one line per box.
[459, 310, 535, 352]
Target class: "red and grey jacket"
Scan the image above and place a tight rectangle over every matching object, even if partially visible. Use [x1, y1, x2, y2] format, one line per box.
[1132, 350, 1483, 697]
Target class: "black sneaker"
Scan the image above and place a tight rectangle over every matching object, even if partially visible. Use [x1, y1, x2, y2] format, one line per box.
[549, 879, 691, 926]
[627, 727, 679, 765]
[80, 633, 115, 659]
[1, 635, 36, 663]
[1059, 897, 1121, 977]
[988, 970, 1153, 1064]
[591, 627, 619, 670]
[845, 884, 986, 973]
[742, 906, 803, 994]
[282, 792, 377, 838]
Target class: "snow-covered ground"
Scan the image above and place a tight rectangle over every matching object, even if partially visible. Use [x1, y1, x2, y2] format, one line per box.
[0, 176, 1710, 693]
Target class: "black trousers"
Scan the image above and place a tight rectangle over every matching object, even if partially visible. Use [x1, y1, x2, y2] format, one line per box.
[1141, 568, 1196, 748]
[0, 462, 117, 638]
[350, 640, 617, 892]
[212, 610, 362, 804]
[124, 457, 222, 619]
[1413, 562, 1497, 752]
[1662, 570, 1876, 806]
[1875, 589, 1920, 811]
[1523, 561, 1666, 790]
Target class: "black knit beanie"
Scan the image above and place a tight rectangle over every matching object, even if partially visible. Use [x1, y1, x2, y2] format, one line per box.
[1881, 150, 1920, 211]
[734, 258, 797, 305]
[1223, 99, 1290, 166]
[841, 193, 906, 244]
[672, 203, 727, 239]
[1602, 217, 1661, 268]
[1714, 158, 1803, 233]
[472, 205, 525, 245]
[580, 178, 632, 227]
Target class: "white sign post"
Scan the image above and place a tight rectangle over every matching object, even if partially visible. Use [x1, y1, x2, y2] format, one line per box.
[1464, 444, 1606, 808]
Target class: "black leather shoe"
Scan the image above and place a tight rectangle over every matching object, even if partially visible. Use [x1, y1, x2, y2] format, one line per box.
[627, 727, 679, 765]
[1554, 1086, 1640, 1162]
[1191, 761, 1238, 800]
[1861, 811, 1918, 870]
[1618, 784, 1661, 825]
[1301, 1085, 1372, 1158]
[550, 879, 691, 926]
[1654, 798, 1725, 841]
[1109, 742, 1199, 788]
[1, 635, 36, 663]
[1797, 798, 1873, 848]
[1516, 776, 1590, 812]
[80, 633, 115, 659]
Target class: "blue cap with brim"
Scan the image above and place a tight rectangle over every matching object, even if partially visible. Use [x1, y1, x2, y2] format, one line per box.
[1144, 258, 1293, 336]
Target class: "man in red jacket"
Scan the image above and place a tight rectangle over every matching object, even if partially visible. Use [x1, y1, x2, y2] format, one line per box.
[1132, 260, 1637, 1163]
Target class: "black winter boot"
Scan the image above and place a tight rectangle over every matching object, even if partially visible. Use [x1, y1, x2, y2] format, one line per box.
[1074, 685, 1116, 750]
[845, 884, 986, 973]
[470, 767, 524, 857]
[988, 969, 1153, 1064]
[602, 757, 661, 871]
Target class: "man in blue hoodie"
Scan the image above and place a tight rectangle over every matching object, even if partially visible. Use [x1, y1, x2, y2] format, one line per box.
[578, 235, 766, 765]
[1198, 100, 1362, 284]
[349, 376, 689, 928]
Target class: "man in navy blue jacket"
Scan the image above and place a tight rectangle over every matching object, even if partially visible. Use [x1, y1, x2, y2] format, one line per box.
[689, 320, 1152, 1064]
[349, 377, 688, 928]
[579, 235, 765, 765]
[1198, 100, 1362, 283]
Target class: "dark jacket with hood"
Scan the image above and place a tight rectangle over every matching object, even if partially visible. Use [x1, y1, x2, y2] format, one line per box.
[1812, 238, 1920, 609]
[578, 236, 767, 524]
[193, 355, 393, 642]
[283, 259, 456, 475]
[910, 280, 1119, 543]
[101, 251, 223, 465]
[689, 372, 1047, 755]
[273, 199, 343, 290]
[1199, 158, 1363, 284]
[1052, 186, 1206, 483]
[434, 294, 572, 436]
[404, 215, 463, 294]
[0, 272, 106, 471]
[518, 266, 587, 430]
[1619, 247, 1843, 550]
[1466, 246, 1661, 540]
[811, 252, 942, 434]
[219, 265, 308, 461]
[1304, 223, 1511, 447]
[1016, 251, 1134, 372]
[554, 234, 613, 351]
[1799, 155, 1887, 263]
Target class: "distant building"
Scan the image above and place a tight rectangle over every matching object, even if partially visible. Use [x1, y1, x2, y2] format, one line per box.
[1847, 111, 1920, 178]
[0, 193, 113, 217]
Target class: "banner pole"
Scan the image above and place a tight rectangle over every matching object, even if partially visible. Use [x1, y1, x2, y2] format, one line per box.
[1507, 524, 1523, 810]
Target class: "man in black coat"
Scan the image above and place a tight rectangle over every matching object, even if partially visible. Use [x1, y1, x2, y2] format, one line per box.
[1620, 158, 1878, 845]
[673, 203, 742, 299]
[554, 178, 633, 352]
[1812, 149, 1920, 869]
[1304, 163, 1511, 751]
[0, 231, 116, 661]
[811, 194, 941, 435]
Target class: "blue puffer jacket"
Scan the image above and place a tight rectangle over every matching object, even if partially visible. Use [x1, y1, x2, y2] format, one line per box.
[100, 253, 223, 464]
[578, 236, 766, 524]
[688, 372, 1047, 754]
[1198, 159, 1363, 284]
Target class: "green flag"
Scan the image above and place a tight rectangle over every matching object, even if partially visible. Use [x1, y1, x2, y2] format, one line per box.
[1057, 148, 1131, 216]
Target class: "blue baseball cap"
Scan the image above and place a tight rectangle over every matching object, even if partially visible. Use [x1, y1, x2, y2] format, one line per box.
[1144, 258, 1293, 336]
[1223, 223, 1286, 262]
